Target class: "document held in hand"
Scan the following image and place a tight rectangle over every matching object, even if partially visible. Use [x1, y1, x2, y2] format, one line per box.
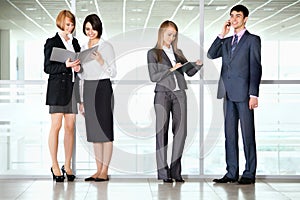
[50, 45, 99, 64]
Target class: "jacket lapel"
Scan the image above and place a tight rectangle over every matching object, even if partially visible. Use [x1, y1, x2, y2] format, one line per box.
[162, 50, 173, 67]
[230, 30, 250, 59]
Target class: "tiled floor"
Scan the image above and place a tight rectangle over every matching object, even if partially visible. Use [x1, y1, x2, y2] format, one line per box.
[0, 178, 299, 200]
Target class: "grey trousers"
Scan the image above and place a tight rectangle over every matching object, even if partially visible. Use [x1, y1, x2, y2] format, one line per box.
[154, 90, 187, 180]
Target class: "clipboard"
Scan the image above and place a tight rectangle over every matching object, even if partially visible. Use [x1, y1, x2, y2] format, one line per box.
[178, 62, 196, 72]
[50, 45, 99, 64]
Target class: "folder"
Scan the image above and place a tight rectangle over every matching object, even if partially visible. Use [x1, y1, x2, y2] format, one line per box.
[178, 62, 196, 72]
[50, 45, 99, 64]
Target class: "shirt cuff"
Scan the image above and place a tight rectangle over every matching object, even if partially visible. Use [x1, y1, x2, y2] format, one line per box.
[250, 95, 258, 98]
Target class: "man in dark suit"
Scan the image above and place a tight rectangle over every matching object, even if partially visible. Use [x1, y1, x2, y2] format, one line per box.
[207, 4, 262, 184]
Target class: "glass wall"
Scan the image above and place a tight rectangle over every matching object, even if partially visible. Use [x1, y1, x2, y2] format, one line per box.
[0, 0, 300, 177]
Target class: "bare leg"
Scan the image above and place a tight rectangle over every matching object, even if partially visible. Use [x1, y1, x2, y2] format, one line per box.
[48, 113, 63, 176]
[63, 113, 75, 174]
[98, 142, 113, 179]
[92, 143, 103, 178]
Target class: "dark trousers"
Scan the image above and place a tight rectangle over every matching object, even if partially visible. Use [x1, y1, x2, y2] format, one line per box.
[223, 97, 257, 180]
[154, 90, 187, 180]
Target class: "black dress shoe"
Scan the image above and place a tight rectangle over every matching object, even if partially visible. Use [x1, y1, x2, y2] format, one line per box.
[163, 178, 173, 183]
[213, 176, 237, 183]
[238, 177, 255, 184]
[84, 177, 96, 181]
[51, 167, 65, 182]
[95, 177, 109, 182]
[175, 179, 185, 183]
[61, 165, 76, 181]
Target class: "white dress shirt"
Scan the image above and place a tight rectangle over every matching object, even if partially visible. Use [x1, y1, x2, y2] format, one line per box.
[78, 39, 117, 102]
[162, 45, 180, 91]
[58, 32, 75, 82]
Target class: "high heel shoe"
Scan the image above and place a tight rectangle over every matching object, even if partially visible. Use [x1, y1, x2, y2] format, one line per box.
[61, 165, 76, 182]
[50, 167, 64, 182]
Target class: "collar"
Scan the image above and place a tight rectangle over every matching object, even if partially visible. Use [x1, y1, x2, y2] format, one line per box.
[234, 28, 246, 38]
[162, 45, 173, 52]
[58, 32, 73, 41]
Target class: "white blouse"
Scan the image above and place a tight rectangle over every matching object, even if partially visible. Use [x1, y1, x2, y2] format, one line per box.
[58, 32, 75, 82]
[78, 39, 117, 102]
[79, 39, 117, 80]
[162, 45, 180, 91]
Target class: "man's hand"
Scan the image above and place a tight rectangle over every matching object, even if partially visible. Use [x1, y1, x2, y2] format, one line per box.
[220, 20, 231, 38]
[249, 97, 258, 110]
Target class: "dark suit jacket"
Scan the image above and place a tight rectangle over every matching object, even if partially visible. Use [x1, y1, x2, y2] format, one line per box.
[207, 30, 262, 102]
[147, 48, 202, 91]
[44, 33, 81, 106]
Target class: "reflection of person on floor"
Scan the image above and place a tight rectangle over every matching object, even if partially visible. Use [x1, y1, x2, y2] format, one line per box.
[147, 20, 202, 183]
[78, 14, 117, 182]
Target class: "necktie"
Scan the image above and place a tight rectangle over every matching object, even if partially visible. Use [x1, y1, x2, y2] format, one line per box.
[231, 34, 238, 55]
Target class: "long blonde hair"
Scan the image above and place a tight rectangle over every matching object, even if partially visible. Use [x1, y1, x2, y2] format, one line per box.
[155, 20, 183, 63]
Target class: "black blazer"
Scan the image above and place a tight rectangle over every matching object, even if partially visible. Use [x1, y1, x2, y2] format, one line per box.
[147, 48, 201, 92]
[44, 33, 81, 106]
[207, 30, 262, 102]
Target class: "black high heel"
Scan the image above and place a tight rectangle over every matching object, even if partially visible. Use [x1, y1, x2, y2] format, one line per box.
[51, 167, 65, 182]
[61, 165, 76, 181]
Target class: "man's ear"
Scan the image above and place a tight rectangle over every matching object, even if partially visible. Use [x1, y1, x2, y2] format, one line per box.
[244, 16, 248, 25]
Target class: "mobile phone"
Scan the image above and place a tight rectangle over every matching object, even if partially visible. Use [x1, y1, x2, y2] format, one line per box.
[226, 22, 231, 27]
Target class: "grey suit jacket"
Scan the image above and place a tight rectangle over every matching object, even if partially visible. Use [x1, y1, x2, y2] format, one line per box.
[147, 48, 201, 92]
[207, 30, 262, 102]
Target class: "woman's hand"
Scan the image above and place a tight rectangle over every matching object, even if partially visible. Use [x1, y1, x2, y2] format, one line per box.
[92, 51, 104, 65]
[73, 65, 81, 72]
[170, 63, 182, 72]
[195, 59, 203, 66]
[79, 103, 85, 116]
[66, 58, 80, 68]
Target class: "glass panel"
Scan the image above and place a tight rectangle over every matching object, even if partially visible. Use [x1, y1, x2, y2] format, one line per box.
[203, 84, 300, 175]
[0, 0, 300, 178]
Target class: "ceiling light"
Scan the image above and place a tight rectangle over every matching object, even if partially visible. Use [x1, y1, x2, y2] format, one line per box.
[263, 8, 275, 11]
[132, 8, 143, 12]
[215, 6, 227, 11]
[182, 6, 194, 11]
[26, 7, 37, 11]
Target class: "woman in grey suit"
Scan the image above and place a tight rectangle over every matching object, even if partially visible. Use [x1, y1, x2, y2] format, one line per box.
[147, 20, 202, 183]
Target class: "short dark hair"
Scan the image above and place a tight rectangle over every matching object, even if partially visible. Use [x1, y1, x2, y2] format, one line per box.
[83, 14, 103, 38]
[230, 4, 249, 17]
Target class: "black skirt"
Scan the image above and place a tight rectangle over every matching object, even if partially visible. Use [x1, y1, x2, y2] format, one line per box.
[49, 87, 78, 114]
[83, 79, 114, 142]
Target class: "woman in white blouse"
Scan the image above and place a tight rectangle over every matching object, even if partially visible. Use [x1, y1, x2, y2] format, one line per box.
[79, 14, 117, 182]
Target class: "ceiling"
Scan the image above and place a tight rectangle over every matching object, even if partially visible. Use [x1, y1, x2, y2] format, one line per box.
[0, 0, 300, 42]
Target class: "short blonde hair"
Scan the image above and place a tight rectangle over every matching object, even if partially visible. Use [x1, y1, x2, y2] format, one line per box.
[56, 10, 76, 32]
